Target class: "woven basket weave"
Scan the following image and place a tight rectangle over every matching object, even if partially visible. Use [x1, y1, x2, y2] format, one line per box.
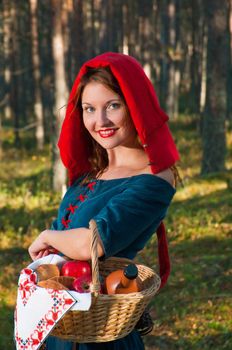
[51, 220, 161, 343]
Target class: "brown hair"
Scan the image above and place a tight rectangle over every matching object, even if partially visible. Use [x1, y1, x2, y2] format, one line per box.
[74, 66, 127, 183]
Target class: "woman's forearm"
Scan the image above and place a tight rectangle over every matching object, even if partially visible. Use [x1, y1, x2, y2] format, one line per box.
[44, 228, 93, 260]
[28, 228, 104, 261]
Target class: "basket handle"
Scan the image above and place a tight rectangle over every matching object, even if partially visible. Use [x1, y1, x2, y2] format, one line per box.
[89, 220, 101, 296]
[88, 219, 171, 293]
[156, 221, 170, 289]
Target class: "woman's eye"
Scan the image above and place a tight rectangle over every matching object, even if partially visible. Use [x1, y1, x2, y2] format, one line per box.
[107, 103, 121, 111]
[83, 106, 95, 113]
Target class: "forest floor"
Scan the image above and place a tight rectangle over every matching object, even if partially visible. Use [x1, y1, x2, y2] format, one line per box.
[0, 117, 232, 350]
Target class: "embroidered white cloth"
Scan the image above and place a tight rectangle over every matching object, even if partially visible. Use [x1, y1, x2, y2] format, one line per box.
[14, 255, 92, 350]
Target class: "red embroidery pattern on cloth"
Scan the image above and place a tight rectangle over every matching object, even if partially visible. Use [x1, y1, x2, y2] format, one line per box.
[61, 181, 97, 229]
[66, 204, 78, 213]
[62, 217, 71, 228]
[19, 268, 37, 306]
[87, 181, 97, 191]
[78, 194, 88, 202]
[15, 290, 75, 350]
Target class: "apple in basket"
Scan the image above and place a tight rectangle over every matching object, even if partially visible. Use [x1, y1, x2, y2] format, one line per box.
[72, 275, 92, 293]
[72, 275, 105, 293]
[61, 260, 91, 279]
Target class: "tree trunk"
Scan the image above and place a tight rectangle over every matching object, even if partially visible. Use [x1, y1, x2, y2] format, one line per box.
[3, 0, 13, 121]
[199, 21, 207, 116]
[62, 0, 72, 88]
[11, 2, 20, 146]
[227, 0, 232, 124]
[37, 1, 54, 143]
[166, 0, 177, 118]
[138, 0, 153, 75]
[201, 1, 229, 173]
[122, 1, 129, 54]
[122, 0, 139, 56]
[114, 0, 124, 53]
[51, 0, 68, 192]
[90, 0, 96, 55]
[173, 0, 181, 119]
[190, 0, 202, 115]
[71, 0, 85, 80]
[30, 0, 45, 150]
[99, 0, 108, 52]
[159, 0, 169, 110]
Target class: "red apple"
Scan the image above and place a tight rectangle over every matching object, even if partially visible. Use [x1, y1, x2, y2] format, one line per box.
[72, 275, 105, 294]
[72, 275, 92, 293]
[61, 260, 91, 279]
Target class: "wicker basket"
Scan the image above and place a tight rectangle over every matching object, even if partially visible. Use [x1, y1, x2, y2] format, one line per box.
[51, 220, 161, 343]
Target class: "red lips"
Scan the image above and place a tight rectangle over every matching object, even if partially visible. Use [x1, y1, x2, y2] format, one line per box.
[98, 128, 117, 138]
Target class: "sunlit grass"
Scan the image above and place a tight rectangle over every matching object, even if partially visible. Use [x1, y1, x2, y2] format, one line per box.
[175, 178, 227, 201]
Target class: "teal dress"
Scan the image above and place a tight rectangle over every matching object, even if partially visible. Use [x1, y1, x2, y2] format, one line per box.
[45, 174, 175, 350]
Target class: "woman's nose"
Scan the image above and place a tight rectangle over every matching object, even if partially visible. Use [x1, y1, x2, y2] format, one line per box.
[96, 109, 110, 126]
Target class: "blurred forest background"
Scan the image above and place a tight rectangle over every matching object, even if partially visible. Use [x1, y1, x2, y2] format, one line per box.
[0, 0, 232, 349]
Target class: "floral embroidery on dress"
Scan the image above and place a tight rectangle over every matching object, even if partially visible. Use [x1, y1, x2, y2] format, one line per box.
[61, 180, 97, 229]
[78, 194, 88, 202]
[66, 204, 78, 214]
[61, 217, 71, 229]
[87, 181, 97, 191]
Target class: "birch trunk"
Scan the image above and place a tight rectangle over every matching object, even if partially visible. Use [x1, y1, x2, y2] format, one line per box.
[51, 0, 68, 192]
[30, 0, 44, 150]
[3, 0, 12, 120]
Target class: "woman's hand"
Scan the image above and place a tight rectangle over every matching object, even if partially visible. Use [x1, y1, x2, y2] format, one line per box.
[28, 230, 54, 261]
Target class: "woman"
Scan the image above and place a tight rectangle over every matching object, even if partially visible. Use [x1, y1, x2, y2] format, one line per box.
[29, 52, 180, 350]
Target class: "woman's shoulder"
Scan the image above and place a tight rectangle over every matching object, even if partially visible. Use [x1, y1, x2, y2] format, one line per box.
[152, 168, 175, 187]
[125, 172, 176, 206]
[130, 167, 175, 189]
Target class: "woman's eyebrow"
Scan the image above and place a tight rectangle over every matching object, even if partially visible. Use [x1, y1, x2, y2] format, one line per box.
[82, 99, 121, 105]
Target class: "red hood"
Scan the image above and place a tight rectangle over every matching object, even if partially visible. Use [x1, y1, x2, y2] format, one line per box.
[58, 52, 180, 184]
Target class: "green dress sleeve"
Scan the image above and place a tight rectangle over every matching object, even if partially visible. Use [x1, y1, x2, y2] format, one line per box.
[93, 176, 175, 259]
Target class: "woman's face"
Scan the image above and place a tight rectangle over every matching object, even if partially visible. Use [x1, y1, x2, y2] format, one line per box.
[81, 81, 137, 149]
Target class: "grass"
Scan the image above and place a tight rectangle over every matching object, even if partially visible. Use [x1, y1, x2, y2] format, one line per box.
[0, 117, 232, 349]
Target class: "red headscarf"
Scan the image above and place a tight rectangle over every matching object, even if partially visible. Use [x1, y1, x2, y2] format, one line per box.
[58, 52, 179, 185]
